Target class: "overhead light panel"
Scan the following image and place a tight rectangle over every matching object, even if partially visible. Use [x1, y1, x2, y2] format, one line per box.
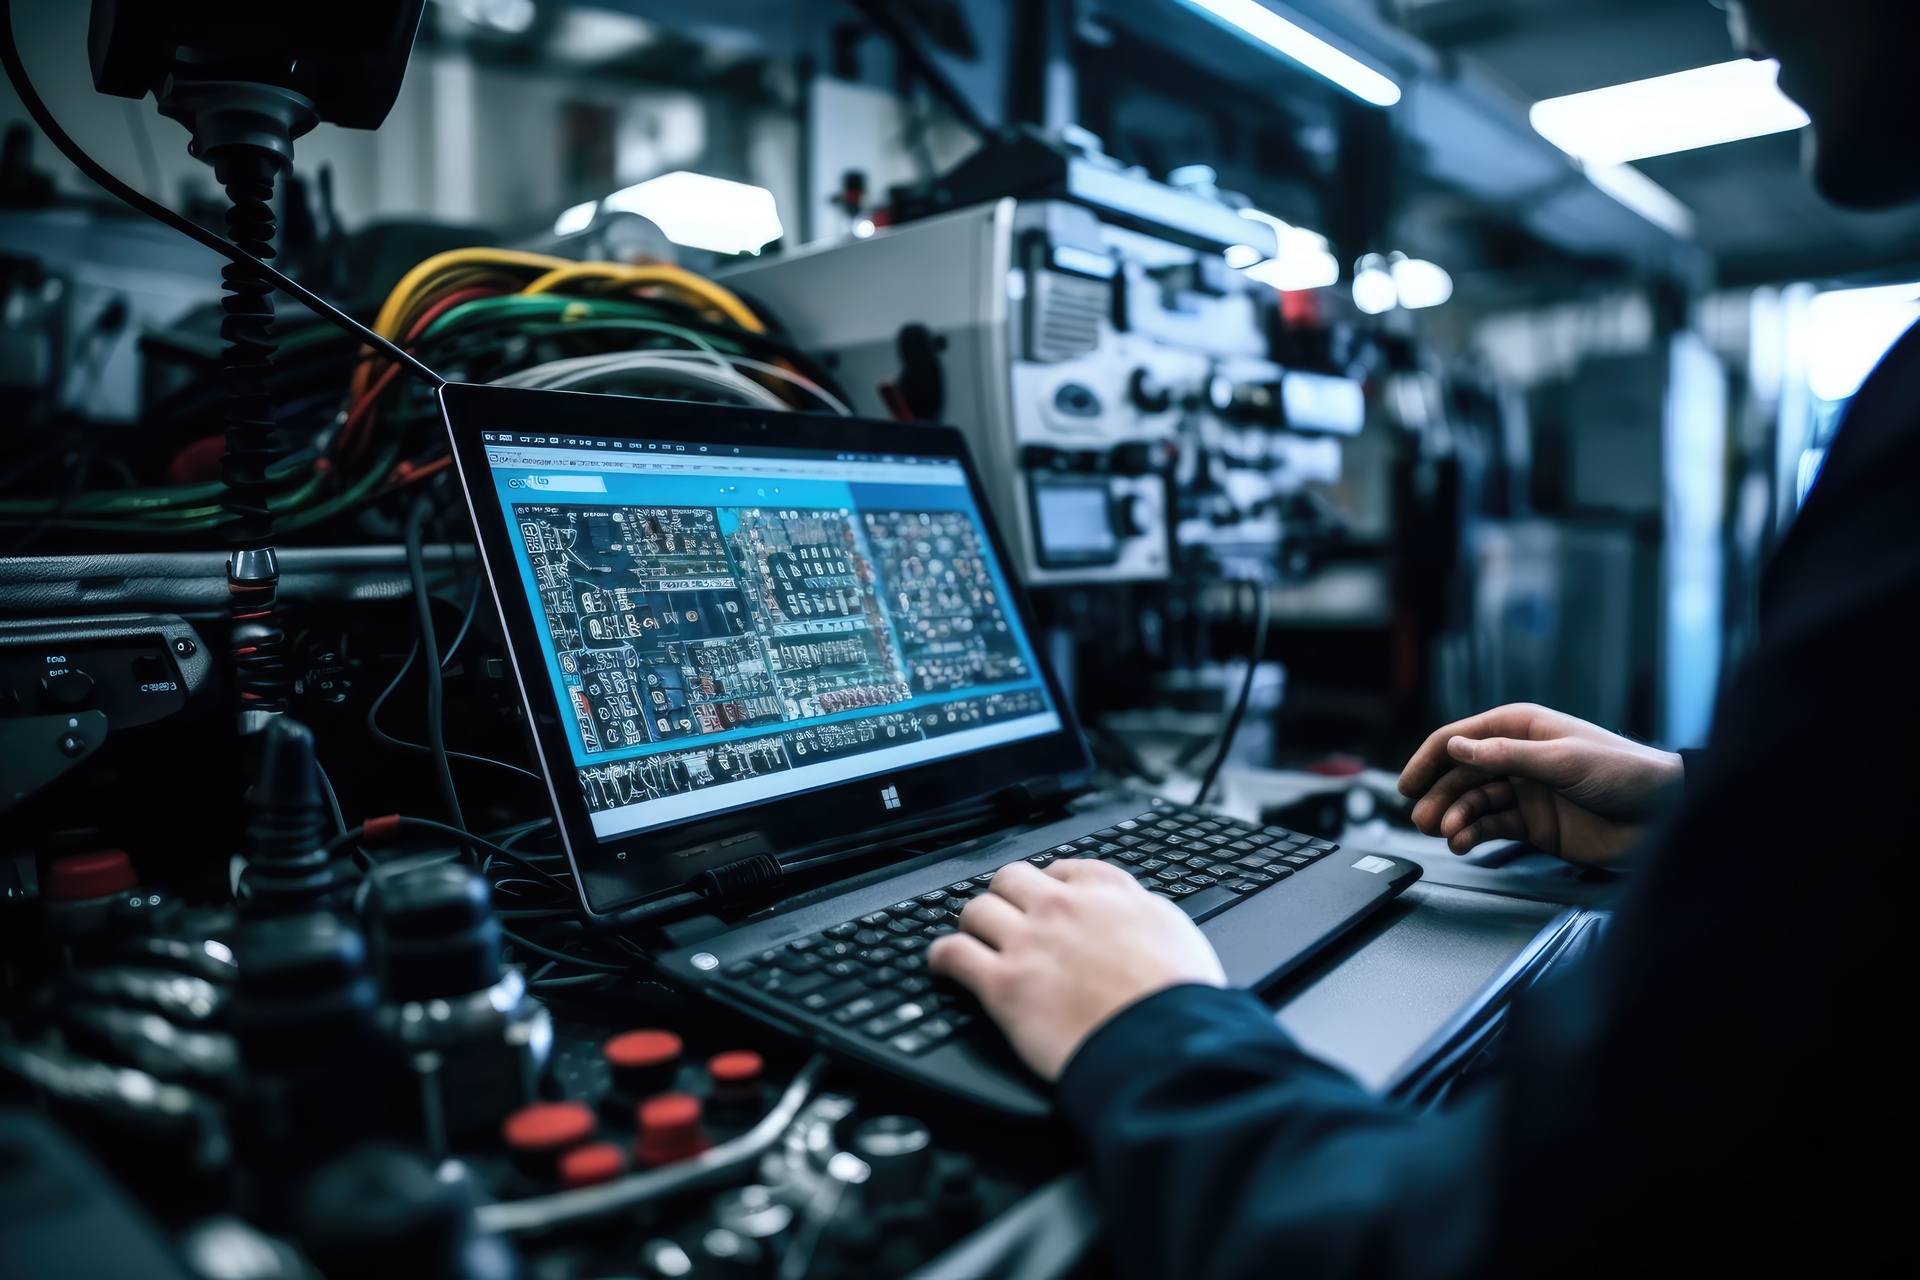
[602, 172, 784, 256]
[1584, 161, 1696, 240]
[1176, 0, 1401, 107]
[1530, 59, 1808, 166]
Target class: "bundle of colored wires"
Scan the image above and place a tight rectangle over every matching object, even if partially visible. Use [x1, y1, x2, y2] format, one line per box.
[0, 246, 847, 537]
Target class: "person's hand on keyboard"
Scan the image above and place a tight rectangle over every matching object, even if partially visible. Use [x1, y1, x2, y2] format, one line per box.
[927, 859, 1225, 1081]
[1398, 702, 1684, 865]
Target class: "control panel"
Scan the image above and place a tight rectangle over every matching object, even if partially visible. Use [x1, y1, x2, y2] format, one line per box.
[0, 615, 209, 813]
[721, 197, 1362, 587]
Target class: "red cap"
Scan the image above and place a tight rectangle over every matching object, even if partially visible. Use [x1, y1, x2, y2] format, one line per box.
[605, 1029, 683, 1069]
[502, 1101, 595, 1153]
[708, 1050, 764, 1085]
[557, 1141, 627, 1189]
[638, 1092, 701, 1131]
[635, 1091, 710, 1167]
[45, 851, 138, 902]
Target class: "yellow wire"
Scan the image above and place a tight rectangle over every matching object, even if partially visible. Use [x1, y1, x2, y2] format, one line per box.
[520, 263, 766, 334]
[373, 248, 572, 338]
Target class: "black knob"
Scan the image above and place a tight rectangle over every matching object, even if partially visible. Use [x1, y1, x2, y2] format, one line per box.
[1128, 367, 1172, 414]
[368, 862, 502, 1002]
[300, 1147, 470, 1280]
[852, 1115, 932, 1205]
[1112, 493, 1151, 539]
[232, 913, 381, 1072]
[40, 669, 94, 707]
[242, 717, 334, 914]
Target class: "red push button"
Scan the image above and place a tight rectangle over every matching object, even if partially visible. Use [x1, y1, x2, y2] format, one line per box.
[45, 851, 137, 901]
[558, 1141, 627, 1189]
[502, 1101, 595, 1154]
[634, 1092, 711, 1168]
[605, 1028, 682, 1096]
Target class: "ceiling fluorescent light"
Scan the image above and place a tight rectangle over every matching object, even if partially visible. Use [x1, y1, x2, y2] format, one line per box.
[1584, 162, 1696, 240]
[1177, 0, 1401, 107]
[1531, 59, 1808, 166]
[602, 172, 784, 256]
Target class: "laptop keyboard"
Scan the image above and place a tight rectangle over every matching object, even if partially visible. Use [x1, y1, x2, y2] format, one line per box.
[716, 808, 1339, 1060]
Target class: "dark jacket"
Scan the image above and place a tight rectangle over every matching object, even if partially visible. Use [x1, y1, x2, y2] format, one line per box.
[1058, 323, 1920, 1278]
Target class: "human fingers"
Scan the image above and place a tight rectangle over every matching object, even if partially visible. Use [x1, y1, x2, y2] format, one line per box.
[983, 860, 1060, 910]
[1398, 704, 1551, 798]
[1410, 763, 1495, 834]
[1045, 858, 1141, 889]
[1448, 806, 1529, 853]
[928, 932, 1002, 995]
[955, 890, 1027, 949]
[1446, 734, 1589, 788]
[1441, 779, 1517, 838]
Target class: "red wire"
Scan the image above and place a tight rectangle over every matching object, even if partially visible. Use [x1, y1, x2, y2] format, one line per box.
[339, 286, 503, 461]
[388, 453, 453, 485]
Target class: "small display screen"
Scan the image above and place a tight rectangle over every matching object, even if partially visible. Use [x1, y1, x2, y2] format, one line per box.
[480, 433, 1063, 840]
[1033, 483, 1118, 562]
[1280, 371, 1366, 435]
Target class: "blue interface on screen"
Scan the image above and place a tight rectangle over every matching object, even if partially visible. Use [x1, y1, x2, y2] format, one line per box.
[479, 431, 1062, 840]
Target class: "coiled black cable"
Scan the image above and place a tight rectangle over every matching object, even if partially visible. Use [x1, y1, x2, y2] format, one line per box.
[219, 151, 291, 716]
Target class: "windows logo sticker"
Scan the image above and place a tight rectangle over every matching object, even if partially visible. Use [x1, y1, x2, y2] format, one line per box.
[881, 785, 901, 810]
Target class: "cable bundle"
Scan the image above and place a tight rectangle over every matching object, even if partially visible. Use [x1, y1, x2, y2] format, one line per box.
[0, 247, 849, 539]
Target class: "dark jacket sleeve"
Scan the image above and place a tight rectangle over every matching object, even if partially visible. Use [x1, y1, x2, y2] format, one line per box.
[1057, 323, 1920, 1280]
[1058, 984, 1500, 1280]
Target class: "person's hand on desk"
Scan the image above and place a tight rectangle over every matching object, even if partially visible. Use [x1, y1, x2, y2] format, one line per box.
[927, 859, 1225, 1081]
[1398, 702, 1683, 866]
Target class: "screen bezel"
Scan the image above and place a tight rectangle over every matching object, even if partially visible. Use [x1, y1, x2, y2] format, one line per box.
[441, 382, 1093, 916]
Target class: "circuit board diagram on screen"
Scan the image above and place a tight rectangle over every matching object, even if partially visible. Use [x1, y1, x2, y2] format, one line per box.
[860, 509, 1033, 694]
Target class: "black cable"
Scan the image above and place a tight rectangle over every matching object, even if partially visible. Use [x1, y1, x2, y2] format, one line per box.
[1194, 581, 1272, 806]
[499, 929, 630, 973]
[441, 576, 486, 671]
[365, 635, 544, 783]
[320, 815, 572, 894]
[314, 758, 347, 838]
[0, 0, 444, 390]
[407, 498, 466, 834]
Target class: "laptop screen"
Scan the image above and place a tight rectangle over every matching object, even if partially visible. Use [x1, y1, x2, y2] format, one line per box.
[476, 429, 1064, 842]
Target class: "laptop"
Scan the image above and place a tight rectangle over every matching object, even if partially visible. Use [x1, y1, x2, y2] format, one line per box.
[443, 383, 1421, 1114]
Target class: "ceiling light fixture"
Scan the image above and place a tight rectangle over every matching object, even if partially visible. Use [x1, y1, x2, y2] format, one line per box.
[602, 172, 785, 256]
[1530, 59, 1808, 166]
[1583, 161, 1696, 240]
[1176, 0, 1401, 107]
